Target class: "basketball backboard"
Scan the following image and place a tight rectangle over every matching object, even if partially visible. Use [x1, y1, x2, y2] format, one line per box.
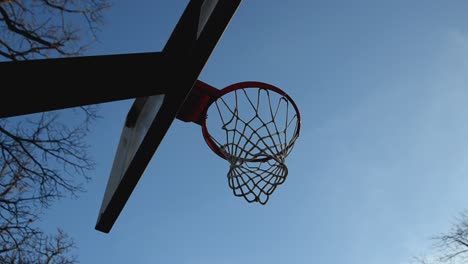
[94, 0, 243, 233]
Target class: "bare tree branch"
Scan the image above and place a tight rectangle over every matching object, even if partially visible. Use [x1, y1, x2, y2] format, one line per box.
[0, 0, 110, 60]
[0, 1, 107, 261]
[412, 211, 468, 264]
[0, 105, 100, 262]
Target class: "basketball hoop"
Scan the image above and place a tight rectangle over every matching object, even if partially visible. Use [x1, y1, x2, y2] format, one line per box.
[177, 80, 301, 204]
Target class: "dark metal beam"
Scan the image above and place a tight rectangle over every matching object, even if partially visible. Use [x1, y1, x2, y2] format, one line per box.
[0, 52, 168, 118]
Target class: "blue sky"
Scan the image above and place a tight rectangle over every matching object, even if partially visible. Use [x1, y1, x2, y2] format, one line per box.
[36, 0, 468, 263]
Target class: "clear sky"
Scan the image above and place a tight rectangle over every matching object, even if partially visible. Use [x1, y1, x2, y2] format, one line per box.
[37, 0, 468, 263]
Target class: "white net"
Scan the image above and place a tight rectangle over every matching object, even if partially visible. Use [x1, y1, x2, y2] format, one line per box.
[227, 158, 288, 205]
[205, 86, 300, 204]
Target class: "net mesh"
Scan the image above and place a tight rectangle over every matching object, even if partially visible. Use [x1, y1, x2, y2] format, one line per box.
[205, 87, 300, 204]
[227, 158, 288, 205]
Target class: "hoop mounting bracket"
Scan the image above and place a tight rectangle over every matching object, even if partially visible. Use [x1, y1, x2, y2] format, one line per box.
[177, 80, 221, 125]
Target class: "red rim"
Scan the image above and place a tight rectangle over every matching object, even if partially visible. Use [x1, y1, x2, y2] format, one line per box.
[201, 81, 301, 162]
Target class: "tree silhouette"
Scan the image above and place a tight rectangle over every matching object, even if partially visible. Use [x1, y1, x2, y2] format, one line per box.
[0, 0, 109, 61]
[1, 0, 109, 262]
[412, 211, 468, 264]
[0, 107, 100, 263]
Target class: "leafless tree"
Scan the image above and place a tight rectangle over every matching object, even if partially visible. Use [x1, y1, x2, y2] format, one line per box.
[1, 0, 108, 262]
[412, 211, 468, 264]
[1, 229, 77, 264]
[0, 0, 110, 61]
[0, 107, 100, 263]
